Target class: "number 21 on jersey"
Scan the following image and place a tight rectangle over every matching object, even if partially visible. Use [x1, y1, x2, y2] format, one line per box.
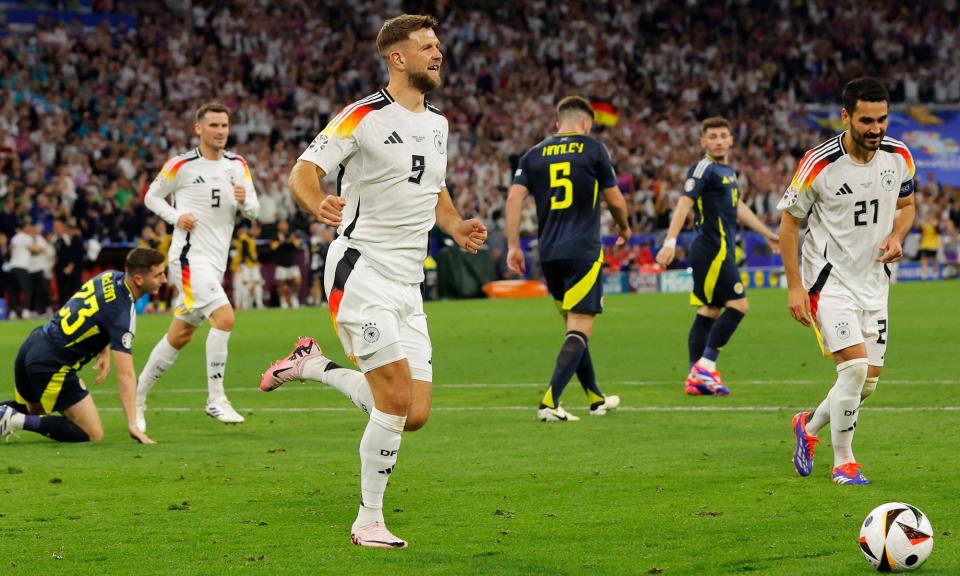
[549, 162, 573, 210]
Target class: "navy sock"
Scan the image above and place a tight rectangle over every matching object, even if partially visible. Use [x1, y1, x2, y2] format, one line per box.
[541, 331, 588, 409]
[704, 308, 746, 361]
[577, 346, 605, 408]
[688, 314, 716, 366]
[24, 415, 90, 443]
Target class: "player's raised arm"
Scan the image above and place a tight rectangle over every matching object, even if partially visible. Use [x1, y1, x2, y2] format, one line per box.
[505, 183, 529, 274]
[656, 195, 694, 268]
[114, 350, 155, 444]
[736, 200, 780, 253]
[778, 210, 810, 327]
[436, 186, 486, 254]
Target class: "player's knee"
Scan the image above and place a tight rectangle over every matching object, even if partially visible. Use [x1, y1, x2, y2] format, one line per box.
[726, 299, 749, 315]
[86, 426, 104, 442]
[698, 305, 721, 319]
[404, 412, 429, 431]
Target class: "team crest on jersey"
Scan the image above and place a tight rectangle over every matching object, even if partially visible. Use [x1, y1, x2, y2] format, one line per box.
[309, 134, 330, 152]
[684, 178, 696, 193]
[433, 129, 445, 155]
[880, 169, 896, 192]
[835, 321, 851, 340]
[362, 322, 380, 343]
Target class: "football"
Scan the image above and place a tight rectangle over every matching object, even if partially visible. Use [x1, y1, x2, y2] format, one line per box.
[859, 502, 934, 572]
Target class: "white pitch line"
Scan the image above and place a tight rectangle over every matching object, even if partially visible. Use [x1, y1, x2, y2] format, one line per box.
[100, 405, 960, 413]
[90, 378, 958, 395]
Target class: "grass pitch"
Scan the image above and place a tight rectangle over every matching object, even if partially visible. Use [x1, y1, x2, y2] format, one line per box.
[1, 282, 957, 575]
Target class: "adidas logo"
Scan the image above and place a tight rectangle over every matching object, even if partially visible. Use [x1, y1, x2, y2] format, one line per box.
[383, 131, 404, 144]
[835, 183, 854, 196]
[378, 466, 394, 475]
[193, 175, 206, 184]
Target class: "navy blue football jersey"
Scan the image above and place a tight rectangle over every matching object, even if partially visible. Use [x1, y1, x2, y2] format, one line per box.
[682, 156, 740, 256]
[41, 270, 137, 366]
[513, 133, 617, 261]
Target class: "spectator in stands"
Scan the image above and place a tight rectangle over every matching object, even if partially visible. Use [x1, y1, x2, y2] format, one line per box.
[271, 219, 302, 309]
[8, 221, 37, 319]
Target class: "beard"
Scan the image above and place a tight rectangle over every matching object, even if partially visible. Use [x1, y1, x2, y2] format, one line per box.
[408, 69, 440, 94]
[852, 127, 884, 151]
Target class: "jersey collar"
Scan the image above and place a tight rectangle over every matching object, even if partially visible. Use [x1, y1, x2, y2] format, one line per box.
[122, 279, 136, 302]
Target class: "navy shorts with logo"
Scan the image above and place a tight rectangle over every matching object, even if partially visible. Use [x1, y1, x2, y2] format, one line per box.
[689, 254, 746, 307]
[14, 327, 88, 414]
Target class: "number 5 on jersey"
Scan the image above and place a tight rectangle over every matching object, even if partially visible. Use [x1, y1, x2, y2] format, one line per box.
[550, 162, 573, 210]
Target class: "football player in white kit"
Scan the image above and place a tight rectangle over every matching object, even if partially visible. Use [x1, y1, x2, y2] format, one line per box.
[260, 14, 487, 548]
[779, 78, 916, 485]
[138, 102, 260, 429]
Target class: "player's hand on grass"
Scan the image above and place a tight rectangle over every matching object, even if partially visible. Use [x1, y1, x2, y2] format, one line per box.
[788, 286, 812, 327]
[93, 352, 111, 384]
[318, 195, 346, 227]
[454, 219, 487, 254]
[177, 213, 198, 231]
[129, 426, 156, 445]
[877, 235, 903, 263]
[507, 247, 526, 275]
[655, 246, 675, 269]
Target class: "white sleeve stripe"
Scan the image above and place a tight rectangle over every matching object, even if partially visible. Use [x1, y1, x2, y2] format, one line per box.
[880, 136, 909, 149]
[692, 158, 711, 178]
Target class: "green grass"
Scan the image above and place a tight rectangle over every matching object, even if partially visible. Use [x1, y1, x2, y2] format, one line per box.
[1, 282, 958, 575]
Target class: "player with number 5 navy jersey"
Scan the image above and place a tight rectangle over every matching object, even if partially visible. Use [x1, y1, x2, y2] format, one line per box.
[506, 96, 630, 423]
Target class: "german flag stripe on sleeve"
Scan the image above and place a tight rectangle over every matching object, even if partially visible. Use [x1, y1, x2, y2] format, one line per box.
[789, 136, 844, 192]
[880, 137, 915, 177]
[320, 91, 391, 138]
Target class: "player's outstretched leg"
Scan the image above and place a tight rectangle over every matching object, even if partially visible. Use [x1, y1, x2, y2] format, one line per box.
[538, 330, 588, 422]
[261, 337, 374, 414]
[136, 334, 182, 432]
[577, 347, 619, 416]
[686, 307, 743, 396]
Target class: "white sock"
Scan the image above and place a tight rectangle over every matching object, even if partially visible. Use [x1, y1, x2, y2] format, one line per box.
[137, 335, 181, 399]
[254, 284, 264, 308]
[355, 408, 406, 527]
[206, 328, 231, 403]
[829, 358, 868, 468]
[805, 396, 831, 436]
[697, 357, 717, 371]
[302, 357, 374, 414]
[291, 295, 300, 308]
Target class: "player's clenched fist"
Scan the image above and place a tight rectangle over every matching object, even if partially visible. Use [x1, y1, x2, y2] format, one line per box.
[177, 212, 198, 231]
[318, 195, 346, 227]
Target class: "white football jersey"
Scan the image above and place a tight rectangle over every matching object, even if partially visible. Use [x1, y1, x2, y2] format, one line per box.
[146, 149, 260, 273]
[778, 133, 915, 309]
[299, 89, 448, 283]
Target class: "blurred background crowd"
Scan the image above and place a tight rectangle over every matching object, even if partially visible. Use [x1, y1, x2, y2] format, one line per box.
[2, 0, 959, 316]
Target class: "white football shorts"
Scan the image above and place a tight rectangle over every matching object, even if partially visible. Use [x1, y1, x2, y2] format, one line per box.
[169, 259, 231, 326]
[324, 242, 432, 381]
[811, 283, 888, 366]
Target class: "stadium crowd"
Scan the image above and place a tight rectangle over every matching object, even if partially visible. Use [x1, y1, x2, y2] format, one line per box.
[1, 0, 959, 315]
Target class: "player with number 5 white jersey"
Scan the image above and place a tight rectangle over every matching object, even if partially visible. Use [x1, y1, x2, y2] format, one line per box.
[139, 102, 260, 431]
[779, 78, 917, 487]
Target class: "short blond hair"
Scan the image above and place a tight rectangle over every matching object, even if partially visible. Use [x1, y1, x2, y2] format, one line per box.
[376, 14, 438, 57]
